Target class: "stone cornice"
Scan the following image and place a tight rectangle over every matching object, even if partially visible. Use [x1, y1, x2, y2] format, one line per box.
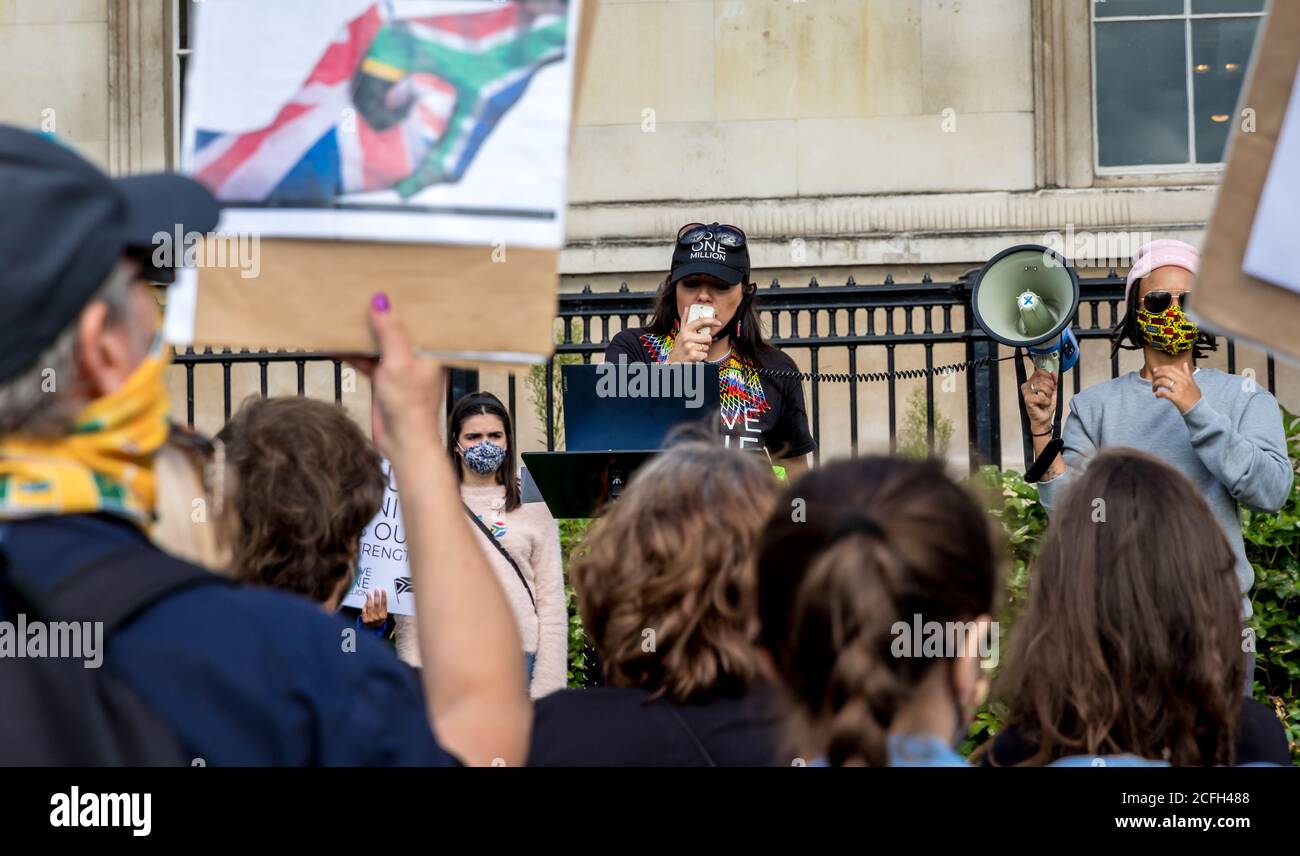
[560, 185, 1215, 273]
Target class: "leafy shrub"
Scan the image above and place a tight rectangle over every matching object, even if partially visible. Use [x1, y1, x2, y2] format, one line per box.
[960, 466, 1043, 755]
[1242, 406, 1300, 762]
[897, 387, 954, 459]
[559, 517, 594, 687]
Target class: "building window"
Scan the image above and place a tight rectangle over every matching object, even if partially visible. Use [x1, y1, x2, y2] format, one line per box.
[169, 0, 196, 167]
[1091, 0, 1265, 172]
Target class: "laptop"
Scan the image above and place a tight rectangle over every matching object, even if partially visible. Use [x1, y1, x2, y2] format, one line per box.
[520, 362, 720, 517]
[560, 362, 720, 451]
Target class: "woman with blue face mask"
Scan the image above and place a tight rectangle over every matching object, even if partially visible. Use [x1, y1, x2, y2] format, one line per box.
[394, 392, 567, 699]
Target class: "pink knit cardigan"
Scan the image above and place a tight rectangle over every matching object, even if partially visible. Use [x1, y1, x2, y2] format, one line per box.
[396, 483, 568, 698]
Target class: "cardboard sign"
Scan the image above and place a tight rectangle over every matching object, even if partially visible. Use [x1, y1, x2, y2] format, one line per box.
[1195, 1, 1300, 364]
[170, 0, 597, 363]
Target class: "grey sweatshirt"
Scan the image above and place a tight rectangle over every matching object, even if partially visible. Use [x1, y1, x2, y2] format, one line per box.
[1036, 368, 1293, 619]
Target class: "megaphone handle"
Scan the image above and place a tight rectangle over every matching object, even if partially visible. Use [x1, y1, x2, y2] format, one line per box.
[1015, 349, 1067, 482]
[1025, 365, 1067, 483]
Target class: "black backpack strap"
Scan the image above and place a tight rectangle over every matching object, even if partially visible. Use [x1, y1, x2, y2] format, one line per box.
[462, 502, 535, 609]
[7, 542, 228, 631]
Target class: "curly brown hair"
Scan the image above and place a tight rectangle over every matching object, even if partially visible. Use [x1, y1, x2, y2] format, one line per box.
[993, 448, 1242, 766]
[755, 457, 1002, 767]
[570, 442, 780, 703]
[214, 397, 385, 604]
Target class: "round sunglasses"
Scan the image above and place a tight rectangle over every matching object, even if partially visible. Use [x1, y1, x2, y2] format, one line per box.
[676, 222, 747, 248]
[1141, 290, 1190, 314]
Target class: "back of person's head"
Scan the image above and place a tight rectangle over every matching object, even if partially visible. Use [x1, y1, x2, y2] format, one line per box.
[756, 457, 1001, 766]
[569, 441, 779, 703]
[214, 396, 385, 606]
[151, 425, 228, 570]
[997, 448, 1243, 766]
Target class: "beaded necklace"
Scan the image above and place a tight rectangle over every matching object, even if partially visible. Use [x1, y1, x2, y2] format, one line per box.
[639, 330, 770, 422]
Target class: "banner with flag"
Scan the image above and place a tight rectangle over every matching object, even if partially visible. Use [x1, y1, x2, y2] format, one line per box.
[183, 0, 578, 248]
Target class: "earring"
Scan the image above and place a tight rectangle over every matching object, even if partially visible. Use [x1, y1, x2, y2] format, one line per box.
[735, 317, 743, 336]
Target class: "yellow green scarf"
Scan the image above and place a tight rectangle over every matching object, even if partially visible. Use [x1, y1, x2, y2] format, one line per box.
[0, 348, 170, 526]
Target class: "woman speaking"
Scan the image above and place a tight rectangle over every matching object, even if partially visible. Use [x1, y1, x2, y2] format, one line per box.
[604, 222, 815, 476]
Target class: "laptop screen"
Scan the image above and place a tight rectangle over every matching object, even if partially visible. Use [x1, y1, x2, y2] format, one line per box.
[561, 362, 721, 452]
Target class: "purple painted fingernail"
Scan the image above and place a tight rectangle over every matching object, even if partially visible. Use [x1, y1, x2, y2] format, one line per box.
[372, 292, 390, 313]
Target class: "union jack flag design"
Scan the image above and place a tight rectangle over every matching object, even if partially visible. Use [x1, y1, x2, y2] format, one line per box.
[192, 2, 568, 203]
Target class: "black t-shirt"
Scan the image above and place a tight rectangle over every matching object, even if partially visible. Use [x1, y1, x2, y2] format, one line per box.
[605, 328, 816, 461]
[979, 698, 1291, 766]
[527, 684, 787, 766]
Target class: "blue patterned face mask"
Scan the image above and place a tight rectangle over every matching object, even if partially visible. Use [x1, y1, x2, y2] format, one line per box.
[459, 441, 507, 475]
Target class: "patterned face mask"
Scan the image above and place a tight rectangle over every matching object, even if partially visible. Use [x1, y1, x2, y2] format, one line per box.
[1137, 303, 1199, 355]
[459, 441, 507, 475]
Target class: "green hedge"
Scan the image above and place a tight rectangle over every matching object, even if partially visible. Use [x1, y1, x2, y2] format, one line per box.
[1240, 407, 1300, 762]
[560, 518, 593, 687]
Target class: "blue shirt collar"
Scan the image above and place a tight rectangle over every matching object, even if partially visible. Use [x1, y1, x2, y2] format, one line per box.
[888, 733, 969, 767]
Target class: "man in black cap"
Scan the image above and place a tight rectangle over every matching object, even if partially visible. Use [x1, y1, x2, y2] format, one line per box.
[0, 126, 528, 766]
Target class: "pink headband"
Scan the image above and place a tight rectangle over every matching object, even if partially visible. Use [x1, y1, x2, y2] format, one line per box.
[1125, 239, 1200, 301]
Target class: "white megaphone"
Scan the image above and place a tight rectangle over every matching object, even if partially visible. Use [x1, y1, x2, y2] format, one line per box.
[969, 244, 1081, 481]
[970, 244, 1080, 375]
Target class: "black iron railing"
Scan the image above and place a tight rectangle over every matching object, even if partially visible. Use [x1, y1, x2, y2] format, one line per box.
[174, 273, 1280, 471]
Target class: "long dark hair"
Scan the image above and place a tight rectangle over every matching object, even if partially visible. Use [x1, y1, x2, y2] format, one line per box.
[994, 449, 1242, 766]
[446, 391, 521, 512]
[1110, 284, 1217, 360]
[755, 457, 1002, 766]
[644, 276, 776, 364]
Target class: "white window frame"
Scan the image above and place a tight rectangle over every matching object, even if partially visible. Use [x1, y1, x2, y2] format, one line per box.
[170, 0, 196, 169]
[1090, 0, 1266, 176]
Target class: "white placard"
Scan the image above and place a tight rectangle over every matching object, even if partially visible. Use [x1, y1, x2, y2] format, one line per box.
[1243, 64, 1300, 292]
[343, 460, 416, 616]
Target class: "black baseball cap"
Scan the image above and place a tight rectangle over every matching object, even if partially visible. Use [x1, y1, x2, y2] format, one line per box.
[0, 125, 221, 384]
[669, 223, 750, 286]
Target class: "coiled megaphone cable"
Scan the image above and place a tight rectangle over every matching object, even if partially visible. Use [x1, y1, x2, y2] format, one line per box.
[753, 353, 1018, 384]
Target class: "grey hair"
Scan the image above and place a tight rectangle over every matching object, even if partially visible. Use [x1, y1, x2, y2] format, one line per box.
[0, 261, 137, 437]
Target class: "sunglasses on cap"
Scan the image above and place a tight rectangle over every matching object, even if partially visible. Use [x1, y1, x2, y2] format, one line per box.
[1141, 290, 1190, 314]
[676, 222, 747, 248]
